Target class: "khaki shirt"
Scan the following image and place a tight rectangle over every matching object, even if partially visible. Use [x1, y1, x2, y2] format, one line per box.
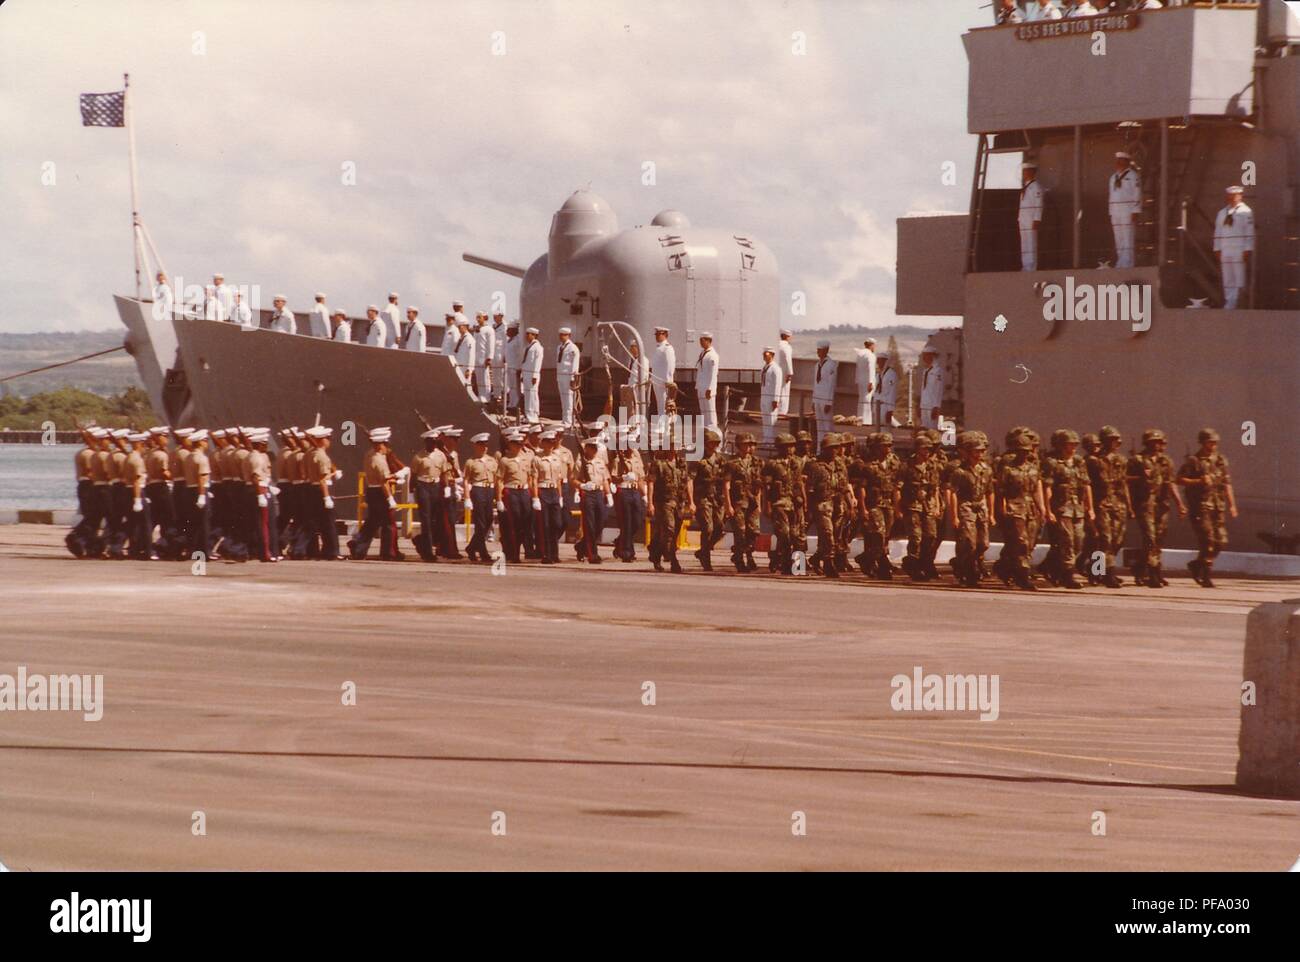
[232, 447, 251, 482]
[498, 453, 531, 488]
[363, 448, 392, 487]
[109, 449, 127, 482]
[531, 450, 568, 488]
[275, 448, 296, 482]
[463, 456, 498, 486]
[307, 448, 334, 485]
[75, 447, 95, 481]
[247, 450, 272, 485]
[184, 449, 211, 487]
[122, 450, 146, 487]
[145, 448, 170, 482]
[90, 449, 111, 483]
[575, 455, 610, 488]
[171, 446, 189, 483]
[411, 449, 445, 483]
[290, 449, 309, 482]
[209, 445, 226, 482]
[611, 448, 645, 487]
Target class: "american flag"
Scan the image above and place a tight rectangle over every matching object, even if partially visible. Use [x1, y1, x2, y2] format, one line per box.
[80, 90, 125, 127]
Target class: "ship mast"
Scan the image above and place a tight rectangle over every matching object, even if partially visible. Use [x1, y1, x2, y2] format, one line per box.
[123, 73, 168, 302]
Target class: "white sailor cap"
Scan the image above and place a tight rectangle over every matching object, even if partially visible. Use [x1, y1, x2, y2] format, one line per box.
[526, 326, 540, 335]
[407, 305, 419, 314]
[306, 426, 333, 438]
[457, 316, 471, 326]
[173, 427, 195, 437]
[1021, 161, 1038, 170]
[863, 337, 877, 345]
[443, 427, 464, 438]
[528, 424, 543, 434]
[876, 350, 890, 360]
[583, 421, 606, 431]
[503, 432, 524, 443]
[148, 425, 170, 435]
[315, 292, 327, 299]
[580, 435, 601, 447]
[1226, 184, 1244, 194]
[493, 311, 505, 318]
[249, 432, 270, 444]
[273, 293, 287, 301]
[420, 429, 441, 439]
[506, 319, 519, 328]
[471, 432, 490, 444]
[762, 345, 775, 354]
[816, 339, 831, 349]
[452, 300, 464, 307]
[1115, 151, 1131, 160]
[368, 427, 392, 443]
[698, 330, 713, 340]
[780, 328, 792, 337]
[211, 429, 227, 438]
[88, 427, 110, 438]
[213, 272, 225, 279]
[558, 326, 572, 335]
[389, 292, 399, 299]
[190, 429, 209, 441]
[366, 304, 379, 312]
[540, 429, 558, 440]
[476, 311, 488, 319]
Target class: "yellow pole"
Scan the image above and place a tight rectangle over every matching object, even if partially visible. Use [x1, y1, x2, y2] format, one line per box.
[356, 472, 364, 526]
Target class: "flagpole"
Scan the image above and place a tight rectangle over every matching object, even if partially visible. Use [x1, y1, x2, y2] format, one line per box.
[124, 72, 144, 300]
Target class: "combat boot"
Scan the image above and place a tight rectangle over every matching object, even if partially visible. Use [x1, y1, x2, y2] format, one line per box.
[746, 551, 758, 572]
[1158, 565, 1170, 586]
[1058, 572, 1083, 589]
[694, 548, 713, 572]
[669, 555, 683, 574]
[1102, 573, 1123, 588]
[1013, 570, 1037, 591]
[1146, 565, 1163, 588]
[1200, 563, 1215, 588]
[876, 558, 893, 581]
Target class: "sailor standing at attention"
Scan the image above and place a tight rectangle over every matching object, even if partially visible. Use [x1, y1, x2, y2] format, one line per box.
[270, 294, 296, 334]
[627, 337, 651, 421]
[874, 351, 897, 427]
[331, 309, 351, 342]
[203, 285, 226, 322]
[152, 271, 174, 320]
[309, 293, 331, 338]
[759, 346, 782, 446]
[919, 344, 945, 430]
[503, 320, 523, 413]
[855, 336, 877, 425]
[475, 312, 496, 401]
[490, 312, 507, 404]
[650, 326, 676, 423]
[1019, 162, 1044, 271]
[455, 315, 478, 395]
[521, 327, 543, 422]
[364, 305, 388, 347]
[556, 326, 581, 426]
[402, 306, 426, 351]
[1214, 185, 1255, 309]
[1025, 0, 1062, 20]
[1063, 1, 1097, 17]
[776, 328, 795, 416]
[695, 332, 719, 431]
[812, 340, 837, 441]
[383, 293, 403, 348]
[230, 290, 253, 328]
[1108, 152, 1142, 269]
[440, 312, 459, 356]
[213, 273, 233, 316]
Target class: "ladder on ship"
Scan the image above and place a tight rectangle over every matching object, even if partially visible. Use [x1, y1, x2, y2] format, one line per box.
[1139, 123, 1220, 305]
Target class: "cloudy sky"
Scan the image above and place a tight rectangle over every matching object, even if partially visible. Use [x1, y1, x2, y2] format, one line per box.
[0, 0, 1003, 334]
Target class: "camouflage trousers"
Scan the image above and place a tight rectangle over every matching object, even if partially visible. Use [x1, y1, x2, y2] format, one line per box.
[1048, 513, 1086, 573]
[998, 515, 1033, 574]
[1027, 508, 1043, 551]
[650, 501, 683, 562]
[810, 501, 835, 561]
[731, 499, 760, 557]
[1096, 500, 1128, 568]
[694, 497, 725, 554]
[1191, 505, 1228, 562]
[859, 504, 895, 571]
[953, 503, 990, 579]
[1135, 500, 1171, 568]
[833, 496, 855, 562]
[769, 504, 796, 565]
[905, 508, 939, 565]
[791, 501, 809, 556]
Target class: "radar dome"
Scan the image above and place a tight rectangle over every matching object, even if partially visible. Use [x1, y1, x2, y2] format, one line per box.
[549, 190, 619, 274]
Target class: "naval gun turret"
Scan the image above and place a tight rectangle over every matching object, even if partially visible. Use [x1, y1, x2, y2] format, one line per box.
[465, 190, 779, 412]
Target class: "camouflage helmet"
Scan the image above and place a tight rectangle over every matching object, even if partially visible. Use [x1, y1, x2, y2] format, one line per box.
[1099, 425, 1122, 441]
[820, 433, 838, 450]
[736, 431, 757, 445]
[704, 427, 723, 442]
[1050, 428, 1080, 447]
[1012, 433, 1036, 451]
[914, 434, 935, 450]
[775, 432, 796, 447]
[957, 430, 986, 449]
[924, 428, 942, 446]
[1023, 429, 1041, 446]
[1198, 427, 1220, 443]
[1141, 428, 1166, 445]
[1005, 425, 1031, 447]
[1081, 432, 1100, 448]
[795, 430, 813, 443]
[876, 431, 894, 446]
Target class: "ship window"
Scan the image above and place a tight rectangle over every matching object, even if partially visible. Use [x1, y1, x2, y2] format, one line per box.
[591, 298, 600, 318]
[741, 252, 756, 271]
[659, 234, 684, 248]
[667, 252, 691, 272]
[570, 302, 584, 315]
[733, 235, 754, 249]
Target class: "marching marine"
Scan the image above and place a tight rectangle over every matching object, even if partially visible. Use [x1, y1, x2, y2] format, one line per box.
[1040, 429, 1092, 589]
[945, 431, 994, 587]
[646, 437, 692, 573]
[689, 427, 727, 571]
[1176, 428, 1236, 588]
[724, 431, 764, 573]
[1126, 428, 1186, 588]
[1089, 425, 1133, 588]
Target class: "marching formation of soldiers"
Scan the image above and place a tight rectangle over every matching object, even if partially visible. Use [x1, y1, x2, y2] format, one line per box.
[65, 419, 1236, 589]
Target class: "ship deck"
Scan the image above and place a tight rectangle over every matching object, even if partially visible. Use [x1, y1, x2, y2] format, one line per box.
[0, 525, 1295, 871]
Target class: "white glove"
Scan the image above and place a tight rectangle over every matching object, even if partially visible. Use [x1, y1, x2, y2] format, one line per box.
[496, 499, 505, 511]
[606, 493, 614, 508]
[386, 496, 398, 510]
[166, 481, 174, 492]
[257, 494, 268, 508]
[333, 469, 343, 481]
[132, 498, 143, 512]
[395, 466, 410, 484]
[196, 494, 207, 508]
[443, 485, 452, 499]
[270, 485, 280, 496]
[531, 497, 541, 511]
[581, 482, 595, 492]
[323, 496, 335, 510]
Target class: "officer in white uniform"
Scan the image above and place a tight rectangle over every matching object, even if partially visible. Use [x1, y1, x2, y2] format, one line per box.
[203, 285, 226, 322]
[919, 344, 945, 429]
[695, 332, 719, 432]
[1026, 0, 1062, 19]
[383, 293, 403, 348]
[363, 306, 387, 346]
[213, 273, 233, 317]
[152, 272, 174, 321]
[331, 310, 351, 342]
[402, 306, 426, 351]
[854, 336, 876, 425]
[1063, 1, 1097, 16]
[650, 326, 676, 422]
[521, 327, 543, 422]
[1019, 161, 1045, 271]
[440, 313, 458, 355]
[230, 290, 253, 328]
[503, 320, 523, 412]
[1214, 185, 1254, 309]
[812, 340, 837, 439]
[759, 346, 781, 445]
[627, 338, 650, 420]
[1108, 152, 1142, 269]
[270, 295, 295, 334]
[776, 328, 795, 415]
[555, 326, 581, 425]
[452, 299, 469, 333]
[490, 312, 506, 402]
[455, 316, 478, 393]
[874, 351, 898, 427]
[309, 292, 331, 338]
[475, 312, 496, 401]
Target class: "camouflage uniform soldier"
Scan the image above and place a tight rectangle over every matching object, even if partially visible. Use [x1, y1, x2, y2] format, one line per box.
[899, 435, 945, 581]
[856, 432, 901, 580]
[790, 430, 814, 560]
[832, 435, 859, 573]
[804, 435, 840, 578]
[761, 433, 799, 574]
[689, 428, 727, 571]
[1127, 428, 1186, 588]
[724, 432, 764, 572]
[1089, 425, 1133, 588]
[1040, 429, 1092, 589]
[1176, 428, 1236, 588]
[946, 431, 994, 587]
[647, 441, 693, 573]
[995, 433, 1045, 591]
[1075, 432, 1101, 580]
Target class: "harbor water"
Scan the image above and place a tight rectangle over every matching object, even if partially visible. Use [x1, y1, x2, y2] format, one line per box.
[0, 444, 78, 511]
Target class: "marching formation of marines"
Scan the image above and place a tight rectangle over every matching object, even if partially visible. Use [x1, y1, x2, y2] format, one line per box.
[65, 419, 1235, 588]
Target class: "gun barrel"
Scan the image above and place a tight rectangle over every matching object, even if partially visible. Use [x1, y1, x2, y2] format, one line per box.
[462, 252, 527, 279]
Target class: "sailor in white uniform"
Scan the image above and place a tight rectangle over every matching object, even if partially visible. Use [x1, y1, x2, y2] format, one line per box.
[451, 299, 469, 334]
[331, 310, 351, 342]
[627, 337, 650, 420]
[213, 273, 233, 317]
[1019, 161, 1045, 272]
[489, 312, 506, 402]
[812, 340, 837, 439]
[1213, 185, 1254, 309]
[650, 326, 676, 423]
[402, 306, 426, 352]
[270, 295, 296, 334]
[475, 312, 496, 402]
[521, 327, 543, 422]
[759, 346, 781, 445]
[440, 313, 458, 355]
[1108, 152, 1142, 269]
[230, 290, 253, 328]
[854, 336, 877, 425]
[1063, 1, 1097, 16]
[383, 293, 402, 348]
[503, 320, 523, 412]
[1025, 0, 1062, 20]
[776, 328, 795, 415]
[455, 316, 478, 393]
[919, 344, 945, 430]
[555, 326, 581, 426]
[364, 306, 387, 347]
[695, 332, 719, 432]
[152, 272, 174, 321]
[203, 284, 226, 322]
[874, 351, 898, 427]
[309, 292, 331, 338]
